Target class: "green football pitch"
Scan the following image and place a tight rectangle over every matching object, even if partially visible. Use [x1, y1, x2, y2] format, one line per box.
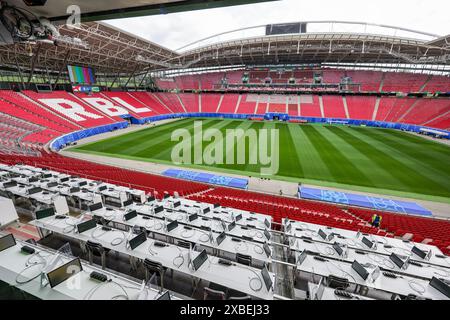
[68, 118, 450, 202]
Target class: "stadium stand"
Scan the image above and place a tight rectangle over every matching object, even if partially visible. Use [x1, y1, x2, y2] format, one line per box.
[236, 94, 257, 114]
[322, 95, 347, 118]
[346, 96, 377, 120]
[200, 93, 222, 113]
[299, 95, 322, 117]
[218, 93, 239, 113]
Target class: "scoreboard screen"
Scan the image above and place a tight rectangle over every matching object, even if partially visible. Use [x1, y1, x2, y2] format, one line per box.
[67, 65, 96, 84]
[266, 23, 307, 36]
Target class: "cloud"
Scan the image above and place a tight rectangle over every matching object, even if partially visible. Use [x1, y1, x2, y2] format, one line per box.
[105, 0, 450, 51]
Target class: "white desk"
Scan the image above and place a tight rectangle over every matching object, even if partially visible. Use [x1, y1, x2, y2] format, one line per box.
[290, 237, 450, 281]
[31, 216, 275, 300]
[0, 240, 176, 300]
[90, 208, 271, 264]
[295, 253, 449, 300]
[284, 219, 449, 268]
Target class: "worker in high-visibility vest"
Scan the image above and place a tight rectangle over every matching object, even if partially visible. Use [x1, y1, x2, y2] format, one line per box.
[371, 214, 382, 228]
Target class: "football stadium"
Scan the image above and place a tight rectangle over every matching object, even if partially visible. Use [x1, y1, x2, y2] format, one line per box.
[0, 0, 449, 305]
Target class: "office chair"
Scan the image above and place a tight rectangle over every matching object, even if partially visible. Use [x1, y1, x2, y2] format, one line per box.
[143, 258, 166, 292]
[203, 287, 226, 300]
[236, 253, 252, 266]
[85, 240, 107, 270]
[227, 288, 251, 300]
[229, 295, 252, 300]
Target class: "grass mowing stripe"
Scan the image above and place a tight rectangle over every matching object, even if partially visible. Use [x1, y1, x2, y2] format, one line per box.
[352, 127, 450, 174]
[125, 118, 217, 156]
[72, 118, 191, 153]
[301, 125, 373, 186]
[345, 127, 450, 197]
[138, 118, 219, 160]
[350, 127, 450, 189]
[327, 126, 426, 192]
[289, 124, 332, 180]
[275, 122, 303, 178]
[320, 126, 390, 187]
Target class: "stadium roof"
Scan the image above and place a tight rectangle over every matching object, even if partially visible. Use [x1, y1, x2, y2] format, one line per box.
[5, 0, 274, 22]
[0, 21, 449, 77]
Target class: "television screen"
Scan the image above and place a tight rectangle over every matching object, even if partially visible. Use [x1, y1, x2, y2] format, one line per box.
[35, 207, 55, 220]
[89, 203, 103, 212]
[189, 213, 198, 222]
[389, 253, 405, 269]
[166, 220, 179, 233]
[352, 260, 369, 280]
[216, 232, 226, 246]
[67, 65, 96, 84]
[228, 221, 236, 231]
[76, 219, 97, 234]
[124, 210, 137, 221]
[192, 249, 208, 271]
[362, 237, 374, 248]
[318, 229, 327, 240]
[0, 234, 16, 253]
[411, 246, 427, 259]
[261, 265, 273, 291]
[429, 277, 450, 298]
[47, 258, 82, 288]
[129, 232, 147, 250]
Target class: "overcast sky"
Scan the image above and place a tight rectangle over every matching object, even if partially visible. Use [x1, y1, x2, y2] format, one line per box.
[106, 0, 450, 51]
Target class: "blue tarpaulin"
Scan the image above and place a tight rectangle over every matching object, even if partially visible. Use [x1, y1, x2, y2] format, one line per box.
[163, 168, 248, 189]
[299, 186, 432, 216]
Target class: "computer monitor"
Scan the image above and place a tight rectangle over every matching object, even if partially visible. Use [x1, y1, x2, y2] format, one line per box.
[156, 291, 171, 300]
[173, 201, 181, 208]
[166, 220, 179, 233]
[318, 229, 327, 240]
[203, 207, 210, 214]
[192, 249, 208, 271]
[264, 218, 271, 229]
[28, 176, 39, 183]
[235, 213, 242, 222]
[0, 234, 16, 253]
[148, 196, 155, 202]
[60, 177, 70, 183]
[389, 253, 406, 269]
[313, 278, 325, 300]
[35, 207, 55, 220]
[129, 232, 147, 250]
[261, 265, 273, 291]
[263, 243, 271, 258]
[163, 194, 170, 199]
[47, 182, 58, 188]
[285, 223, 292, 233]
[411, 246, 428, 259]
[69, 187, 80, 193]
[213, 203, 220, 208]
[264, 229, 271, 241]
[78, 181, 87, 187]
[333, 242, 344, 256]
[429, 277, 450, 298]
[123, 199, 133, 207]
[98, 185, 107, 192]
[76, 219, 97, 234]
[216, 232, 226, 246]
[124, 210, 137, 221]
[228, 221, 236, 231]
[188, 213, 198, 222]
[362, 237, 374, 249]
[27, 187, 42, 195]
[42, 173, 52, 179]
[89, 202, 103, 212]
[3, 181, 17, 188]
[154, 206, 164, 214]
[46, 258, 82, 288]
[296, 250, 307, 265]
[351, 260, 369, 280]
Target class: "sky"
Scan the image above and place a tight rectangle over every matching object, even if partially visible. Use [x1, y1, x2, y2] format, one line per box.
[106, 0, 450, 51]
